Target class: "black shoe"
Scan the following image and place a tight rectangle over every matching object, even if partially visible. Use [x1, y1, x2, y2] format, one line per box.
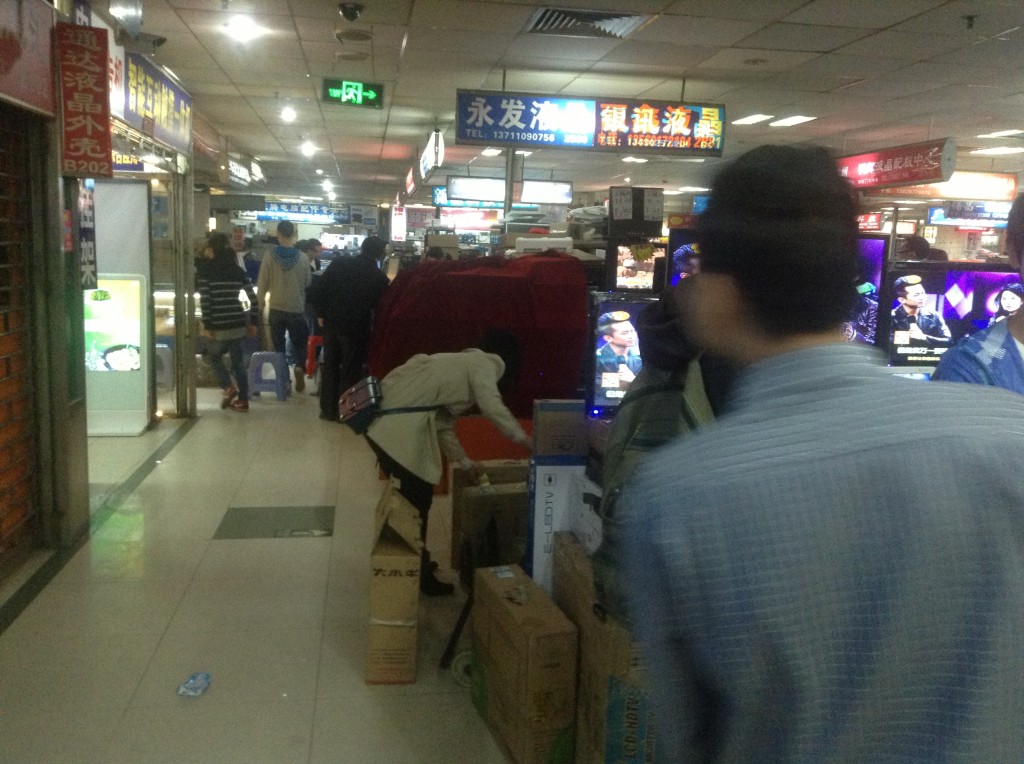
[419, 571, 454, 596]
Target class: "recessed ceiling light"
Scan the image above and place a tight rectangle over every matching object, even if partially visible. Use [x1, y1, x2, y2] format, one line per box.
[322, 180, 333, 191]
[977, 129, 1024, 139]
[327, 191, 337, 201]
[301, 141, 316, 157]
[732, 114, 774, 125]
[380, 202, 390, 209]
[222, 16, 268, 43]
[481, 148, 502, 157]
[769, 116, 817, 127]
[970, 146, 1024, 155]
[890, 199, 926, 205]
[315, 168, 324, 175]
[622, 156, 648, 163]
[624, 177, 631, 184]
[280, 106, 296, 123]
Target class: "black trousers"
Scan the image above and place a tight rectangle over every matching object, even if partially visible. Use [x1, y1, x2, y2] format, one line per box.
[320, 324, 369, 419]
[366, 438, 433, 551]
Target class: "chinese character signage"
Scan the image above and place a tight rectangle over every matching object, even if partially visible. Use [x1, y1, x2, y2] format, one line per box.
[259, 201, 347, 224]
[55, 23, 112, 177]
[837, 138, 955, 191]
[322, 78, 383, 109]
[870, 171, 1017, 202]
[124, 52, 192, 155]
[456, 90, 725, 156]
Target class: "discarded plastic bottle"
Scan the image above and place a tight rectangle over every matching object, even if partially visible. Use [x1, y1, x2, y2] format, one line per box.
[177, 672, 211, 697]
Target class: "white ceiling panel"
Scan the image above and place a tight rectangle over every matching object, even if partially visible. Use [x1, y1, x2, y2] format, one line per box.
[664, 0, 808, 22]
[694, 47, 820, 71]
[833, 30, 971, 61]
[736, 23, 873, 52]
[631, 14, 764, 46]
[782, 0, 947, 28]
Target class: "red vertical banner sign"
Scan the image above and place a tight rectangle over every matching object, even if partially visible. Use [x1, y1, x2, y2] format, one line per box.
[54, 23, 112, 178]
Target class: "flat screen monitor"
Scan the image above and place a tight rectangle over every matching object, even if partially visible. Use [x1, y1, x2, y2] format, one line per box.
[843, 235, 887, 345]
[587, 292, 659, 419]
[612, 242, 664, 291]
[886, 265, 1022, 367]
[520, 180, 573, 205]
[667, 228, 699, 287]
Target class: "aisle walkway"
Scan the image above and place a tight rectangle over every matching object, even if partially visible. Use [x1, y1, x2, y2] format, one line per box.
[0, 389, 506, 763]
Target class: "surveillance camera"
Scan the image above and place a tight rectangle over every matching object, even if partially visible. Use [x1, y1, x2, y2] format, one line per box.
[115, 28, 167, 55]
[339, 3, 363, 22]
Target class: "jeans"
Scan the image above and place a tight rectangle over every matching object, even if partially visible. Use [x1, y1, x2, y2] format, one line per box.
[268, 309, 308, 370]
[206, 336, 249, 401]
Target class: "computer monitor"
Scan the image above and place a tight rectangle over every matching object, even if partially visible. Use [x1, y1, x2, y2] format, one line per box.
[586, 292, 659, 419]
[667, 228, 699, 287]
[843, 235, 887, 346]
[885, 264, 1021, 367]
[611, 242, 665, 291]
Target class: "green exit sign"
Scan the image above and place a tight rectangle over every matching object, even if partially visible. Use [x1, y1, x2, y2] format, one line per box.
[321, 79, 384, 109]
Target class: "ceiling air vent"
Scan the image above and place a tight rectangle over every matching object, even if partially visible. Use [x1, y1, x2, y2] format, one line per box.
[524, 7, 651, 39]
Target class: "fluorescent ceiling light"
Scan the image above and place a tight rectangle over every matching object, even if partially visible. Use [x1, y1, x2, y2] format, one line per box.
[222, 16, 268, 43]
[677, 158, 706, 163]
[280, 106, 296, 123]
[327, 191, 337, 201]
[678, 186, 710, 193]
[890, 199, 926, 205]
[970, 146, 1024, 155]
[514, 150, 533, 156]
[315, 168, 324, 175]
[301, 141, 316, 157]
[663, 189, 684, 195]
[977, 129, 1024, 139]
[380, 203, 390, 209]
[322, 180, 333, 191]
[732, 114, 774, 125]
[769, 116, 817, 127]
[481, 148, 502, 157]
[622, 156, 648, 163]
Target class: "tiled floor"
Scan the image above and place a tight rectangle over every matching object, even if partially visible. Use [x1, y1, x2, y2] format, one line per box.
[0, 386, 508, 763]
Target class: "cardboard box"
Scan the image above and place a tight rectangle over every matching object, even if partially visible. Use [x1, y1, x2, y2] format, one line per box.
[471, 564, 578, 764]
[365, 527, 420, 684]
[451, 459, 530, 572]
[533, 399, 588, 459]
[552, 532, 654, 764]
[373, 478, 423, 553]
[526, 459, 586, 593]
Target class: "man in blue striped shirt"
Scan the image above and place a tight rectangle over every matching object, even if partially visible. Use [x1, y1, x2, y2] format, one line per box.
[623, 145, 1024, 763]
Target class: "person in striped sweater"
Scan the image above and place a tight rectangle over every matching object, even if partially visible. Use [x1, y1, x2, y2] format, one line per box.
[198, 232, 259, 412]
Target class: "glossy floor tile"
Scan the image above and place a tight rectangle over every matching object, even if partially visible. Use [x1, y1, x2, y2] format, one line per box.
[0, 386, 508, 763]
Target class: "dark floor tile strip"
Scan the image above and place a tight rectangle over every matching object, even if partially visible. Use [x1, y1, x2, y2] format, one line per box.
[0, 418, 198, 636]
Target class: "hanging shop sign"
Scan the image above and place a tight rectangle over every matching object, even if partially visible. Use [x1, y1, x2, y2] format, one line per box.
[390, 205, 407, 242]
[857, 213, 882, 231]
[869, 171, 1017, 202]
[0, 0, 55, 116]
[124, 52, 192, 155]
[837, 138, 955, 190]
[405, 167, 416, 197]
[419, 129, 445, 181]
[227, 157, 251, 186]
[321, 78, 383, 109]
[431, 186, 537, 210]
[112, 150, 144, 172]
[89, 13, 126, 120]
[55, 23, 113, 178]
[254, 201, 347, 224]
[455, 90, 725, 156]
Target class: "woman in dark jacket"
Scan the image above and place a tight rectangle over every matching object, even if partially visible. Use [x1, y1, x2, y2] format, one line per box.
[198, 232, 259, 411]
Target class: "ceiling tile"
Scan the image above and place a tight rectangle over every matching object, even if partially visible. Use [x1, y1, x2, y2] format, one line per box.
[782, 0, 946, 28]
[695, 47, 820, 71]
[737, 23, 873, 52]
[834, 29, 972, 61]
[558, 74, 670, 98]
[632, 14, 765, 46]
[597, 40, 718, 69]
[663, 0, 809, 22]
[410, 0, 535, 32]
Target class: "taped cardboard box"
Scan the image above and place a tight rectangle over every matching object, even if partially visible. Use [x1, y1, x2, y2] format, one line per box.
[552, 532, 655, 764]
[373, 477, 423, 553]
[451, 459, 529, 572]
[533, 399, 588, 459]
[471, 565, 578, 764]
[365, 527, 420, 684]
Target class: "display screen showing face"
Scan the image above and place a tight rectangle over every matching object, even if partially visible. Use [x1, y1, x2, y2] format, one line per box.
[667, 228, 700, 287]
[588, 294, 657, 418]
[887, 268, 1022, 366]
[843, 236, 886, 346]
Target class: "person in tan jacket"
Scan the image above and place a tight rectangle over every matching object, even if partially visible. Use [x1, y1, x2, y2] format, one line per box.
[366, 331, 531, 595]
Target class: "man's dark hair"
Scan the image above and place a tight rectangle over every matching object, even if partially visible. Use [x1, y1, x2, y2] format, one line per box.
[298, 238, 321, 253]
[894, 274, 923, 297]
[206, 231, 235, 264]
[475, 329, 521, 386]
[697, 145, 859, 337]
[899, 235, 931, 259]
[276, 220, 295, 239]
[361, 235, 387, 261]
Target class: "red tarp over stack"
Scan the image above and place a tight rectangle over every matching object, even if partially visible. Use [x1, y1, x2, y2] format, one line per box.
[367, 253, 589, 419]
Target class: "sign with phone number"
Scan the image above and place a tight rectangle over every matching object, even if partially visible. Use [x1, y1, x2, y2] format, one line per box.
[456, 90, 724, 156]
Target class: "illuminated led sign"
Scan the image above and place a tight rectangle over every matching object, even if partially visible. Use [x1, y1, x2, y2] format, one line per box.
[456, 90, 724, 156]
[322, 78, 383, 109]
[837, 138, 955, 190]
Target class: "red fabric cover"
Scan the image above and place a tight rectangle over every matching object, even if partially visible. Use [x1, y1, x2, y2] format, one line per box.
[367, 253, 589, 419]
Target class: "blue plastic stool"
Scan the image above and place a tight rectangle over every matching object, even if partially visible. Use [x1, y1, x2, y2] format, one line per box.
[247, 351, 290, 401]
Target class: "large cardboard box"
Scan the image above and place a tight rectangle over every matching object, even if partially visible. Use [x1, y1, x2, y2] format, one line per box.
[526, 458, 586, 594]
[533, 400, 588, 459]
[365, 527, 420, 684]
[471, 564, 578, 764]
[373, 478, 423, 553]
[451, 459, 530, 572]
[552, 532, 655, 764]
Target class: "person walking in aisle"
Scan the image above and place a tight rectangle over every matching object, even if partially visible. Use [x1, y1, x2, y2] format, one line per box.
[257, 220, 311, 392]
[309, 235, 389, 421]
[622, 144, 1024, 763]
[198, 232, 259, 412]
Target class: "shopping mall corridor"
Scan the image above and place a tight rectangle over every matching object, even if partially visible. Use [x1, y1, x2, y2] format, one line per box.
[0, 387, 506, 763]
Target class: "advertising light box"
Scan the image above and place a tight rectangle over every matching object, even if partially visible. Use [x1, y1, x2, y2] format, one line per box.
[456, 90, 725, 156]
[447, 176, 506, 202]
[431, 185, 537, 210]
[520, 180, 573, 205]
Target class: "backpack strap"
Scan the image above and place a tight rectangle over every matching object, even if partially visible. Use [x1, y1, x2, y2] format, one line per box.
[377, 405, 439, 416]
